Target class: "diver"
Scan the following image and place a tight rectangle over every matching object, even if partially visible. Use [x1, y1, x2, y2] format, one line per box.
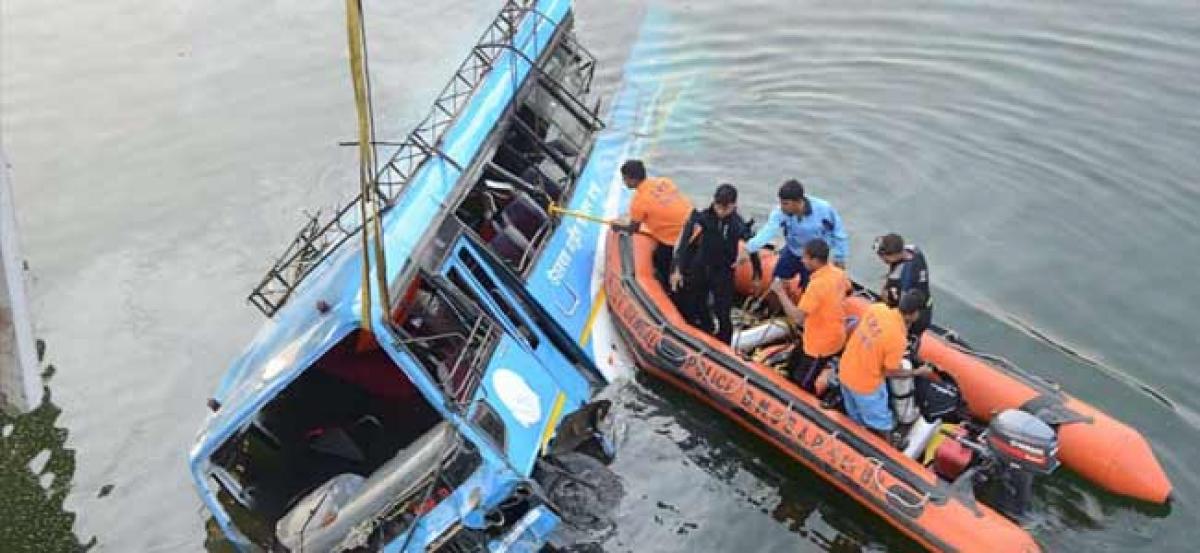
[767, 239, 849, 393]
[874, 233, 932, 361]
[668, 183, 762, 344]
[613, 159, 694, 288]
[836, 290, 932, 445]
[738, 179, 848, 290]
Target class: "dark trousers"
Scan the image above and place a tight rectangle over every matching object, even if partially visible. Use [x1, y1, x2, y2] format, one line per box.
[654, 243, 696, 321]
[682, 269, 736, 344]
[784, 347, 831, 393]
[652, 244, 673, 287]
[773, 247, 812, 289]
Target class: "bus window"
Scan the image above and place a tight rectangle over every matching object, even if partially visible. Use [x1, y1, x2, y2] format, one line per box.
[452, 248, 540, 350]
[392, 274, 498, 403]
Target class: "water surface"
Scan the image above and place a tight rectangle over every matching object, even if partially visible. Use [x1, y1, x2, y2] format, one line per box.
[2, 0, 1197, 550]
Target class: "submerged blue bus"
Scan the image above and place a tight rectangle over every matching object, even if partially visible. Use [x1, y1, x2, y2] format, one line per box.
[187, 1, 654, 550]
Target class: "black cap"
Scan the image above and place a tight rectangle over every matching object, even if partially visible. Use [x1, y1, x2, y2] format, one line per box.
[874, 233, 905, 256]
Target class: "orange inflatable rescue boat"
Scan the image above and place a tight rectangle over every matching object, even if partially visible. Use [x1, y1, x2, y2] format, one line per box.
[604, 230, 1171, 552]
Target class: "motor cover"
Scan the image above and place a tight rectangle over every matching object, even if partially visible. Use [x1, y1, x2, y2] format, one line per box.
[986, 409, 1060, 475]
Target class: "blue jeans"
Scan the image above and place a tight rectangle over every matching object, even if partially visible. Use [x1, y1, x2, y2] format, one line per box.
[773, 247, 811, 289]
[842, 382, 895, 432]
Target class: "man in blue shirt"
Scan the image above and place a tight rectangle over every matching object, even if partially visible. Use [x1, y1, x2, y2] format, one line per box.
[738, 179, 848, 289]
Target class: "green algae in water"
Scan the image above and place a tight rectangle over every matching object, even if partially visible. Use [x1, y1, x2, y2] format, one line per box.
[0, 389, 93, 552]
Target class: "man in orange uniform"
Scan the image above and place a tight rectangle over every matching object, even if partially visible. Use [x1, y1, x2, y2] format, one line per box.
[837, 291, 932, 441]
[770, 239, 849, 393]
[616, 159, 694, 285]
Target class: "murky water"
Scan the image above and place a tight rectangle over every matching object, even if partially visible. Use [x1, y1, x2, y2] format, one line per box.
[3, 0, 1198, 551]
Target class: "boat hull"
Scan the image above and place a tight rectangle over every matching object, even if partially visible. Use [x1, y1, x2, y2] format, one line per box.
[728, 246, 1172, 505]
[605, 231, 1041, 553]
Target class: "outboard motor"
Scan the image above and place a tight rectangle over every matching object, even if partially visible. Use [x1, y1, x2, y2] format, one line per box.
[980, 409, 1060, 520]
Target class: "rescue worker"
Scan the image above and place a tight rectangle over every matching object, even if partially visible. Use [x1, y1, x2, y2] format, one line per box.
[874, 233, 932, 359]
[739, 179, 848, 290]
[615, 159, 694, 286]
[768, 239, 849, 393]
[836, 290, 932, 443]
[669, 184, 762, 344]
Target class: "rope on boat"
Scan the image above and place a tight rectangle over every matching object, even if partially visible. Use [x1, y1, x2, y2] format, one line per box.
[865, 457, 931, 512]
[940, 335, 1061, 391]
[855, 281, 1057, 391]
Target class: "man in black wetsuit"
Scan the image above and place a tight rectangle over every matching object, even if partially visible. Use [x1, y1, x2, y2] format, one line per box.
[669, 184, 762, 344]
[874, 233, 933, 359]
